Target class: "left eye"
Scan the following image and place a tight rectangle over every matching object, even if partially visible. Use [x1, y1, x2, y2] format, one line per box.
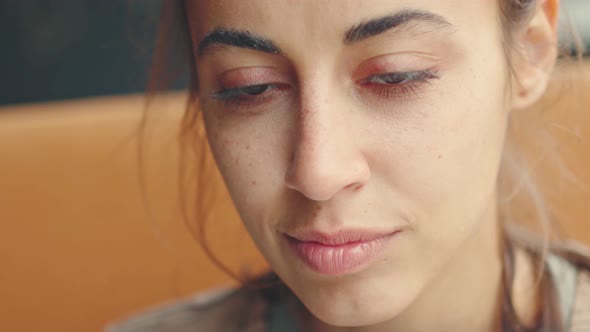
[363, 71, 434, 85]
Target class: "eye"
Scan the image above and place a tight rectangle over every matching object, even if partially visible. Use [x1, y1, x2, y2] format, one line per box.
[362, 70, 439, 86]
[211, 83, 291, 111]
[358, 69, 440, 100]
[212, 83, 280, 100]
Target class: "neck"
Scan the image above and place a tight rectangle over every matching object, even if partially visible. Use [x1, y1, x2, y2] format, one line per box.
[298, 200, 505, 332]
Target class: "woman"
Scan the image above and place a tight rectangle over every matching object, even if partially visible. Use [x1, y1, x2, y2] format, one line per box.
[109, 0, 590, 331]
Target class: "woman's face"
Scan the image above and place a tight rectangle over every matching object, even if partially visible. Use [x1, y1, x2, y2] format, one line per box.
[189, 0, 511, 326]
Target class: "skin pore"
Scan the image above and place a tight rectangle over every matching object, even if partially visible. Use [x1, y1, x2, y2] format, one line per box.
[185, 1, 559, 331]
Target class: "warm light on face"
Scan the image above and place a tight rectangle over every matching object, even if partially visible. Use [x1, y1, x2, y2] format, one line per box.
[188, 0, 512, 328]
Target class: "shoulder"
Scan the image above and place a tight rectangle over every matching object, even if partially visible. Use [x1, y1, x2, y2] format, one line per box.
[570, 269, 590, 331]
[104, 287, 269, 332]
[551, 240, 590, 331]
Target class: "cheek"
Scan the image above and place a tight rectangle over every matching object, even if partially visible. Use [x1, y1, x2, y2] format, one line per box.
[389, 16, 509, 220]
[202, 108, 293, 239]
[208, 131, 268, 209]
[371, 61, 509, 241]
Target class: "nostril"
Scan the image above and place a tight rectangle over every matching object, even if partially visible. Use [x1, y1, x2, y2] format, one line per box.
[345, 183, 363, 192]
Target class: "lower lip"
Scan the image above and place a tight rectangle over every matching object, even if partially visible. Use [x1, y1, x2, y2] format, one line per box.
[286, 232, 399, 276]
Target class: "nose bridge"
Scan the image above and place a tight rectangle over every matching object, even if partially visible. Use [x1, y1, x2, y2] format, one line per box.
[285, 78, 370, 201]
[299, 87, 343, 173]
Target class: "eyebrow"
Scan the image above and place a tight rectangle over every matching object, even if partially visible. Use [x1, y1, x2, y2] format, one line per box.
[197, 9, 454, 56]
[343, 9, 455, 45]
[197, 29, 282, 56]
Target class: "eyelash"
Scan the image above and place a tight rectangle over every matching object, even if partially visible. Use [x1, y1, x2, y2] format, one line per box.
[211, 83, 290, 110]
[359, 70, 440, 99]
[211, 69, 440, 111]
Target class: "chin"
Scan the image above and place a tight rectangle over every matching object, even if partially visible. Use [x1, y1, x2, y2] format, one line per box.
[292, 275, 421, 328]
[302, 296, 406, 327]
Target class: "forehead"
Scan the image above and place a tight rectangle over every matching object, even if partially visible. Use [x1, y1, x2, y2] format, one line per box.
[187, 0, 497, 42]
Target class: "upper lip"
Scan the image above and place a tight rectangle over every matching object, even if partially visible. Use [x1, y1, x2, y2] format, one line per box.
[285, 229, 400, 246]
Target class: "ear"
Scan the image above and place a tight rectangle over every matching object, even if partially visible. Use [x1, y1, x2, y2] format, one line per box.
[510, 0, 560, 110]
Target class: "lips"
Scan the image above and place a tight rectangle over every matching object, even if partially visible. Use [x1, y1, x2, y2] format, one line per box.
[285, 229, 400, 276]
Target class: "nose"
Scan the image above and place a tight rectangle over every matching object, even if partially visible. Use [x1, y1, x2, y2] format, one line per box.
[284, 92, 371, 202]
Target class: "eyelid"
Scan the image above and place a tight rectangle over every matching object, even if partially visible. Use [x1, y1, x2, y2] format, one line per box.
[208, 82, 292, 114]
[211, 83, 284, 100]
[216, 66, 290, 90]
[353, 52, 439, 81]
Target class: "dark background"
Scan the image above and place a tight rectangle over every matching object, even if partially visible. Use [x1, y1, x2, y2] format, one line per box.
[0, 0, 588, 106]
[0, 1, 164, 105]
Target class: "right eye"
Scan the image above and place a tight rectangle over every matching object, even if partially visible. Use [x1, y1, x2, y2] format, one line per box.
[211, 83, 290, 111]
[212, 84, 278, 100]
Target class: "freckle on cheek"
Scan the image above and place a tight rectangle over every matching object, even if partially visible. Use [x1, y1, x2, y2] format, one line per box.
[221, 138, 233, 148]
[438, 154, 443, 159]
[252, 180, 256, 185]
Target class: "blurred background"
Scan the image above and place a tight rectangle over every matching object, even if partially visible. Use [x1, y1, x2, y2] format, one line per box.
[0, 1, 588, 332]
[0, 1, 162, 106]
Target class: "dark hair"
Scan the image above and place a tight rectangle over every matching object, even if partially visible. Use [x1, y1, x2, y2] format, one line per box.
[143, 1, 588, 331]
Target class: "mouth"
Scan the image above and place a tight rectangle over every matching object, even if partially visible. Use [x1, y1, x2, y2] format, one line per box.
[284, 229, 401, 276]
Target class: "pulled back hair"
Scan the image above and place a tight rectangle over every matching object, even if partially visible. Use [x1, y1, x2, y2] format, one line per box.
[144, 1, 587, 331]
